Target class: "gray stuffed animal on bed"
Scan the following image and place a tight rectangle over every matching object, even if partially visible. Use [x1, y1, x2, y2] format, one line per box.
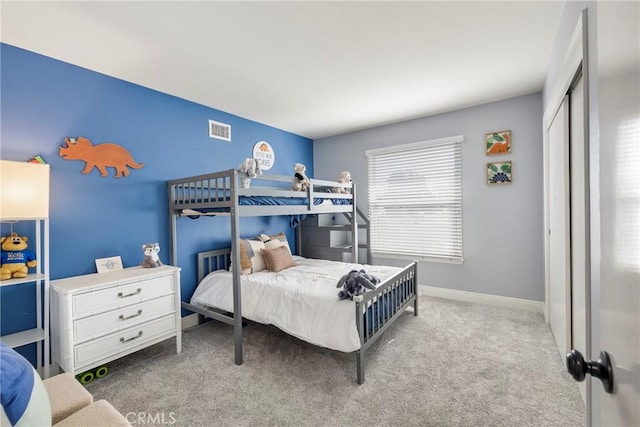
[336, 269, 380, 300]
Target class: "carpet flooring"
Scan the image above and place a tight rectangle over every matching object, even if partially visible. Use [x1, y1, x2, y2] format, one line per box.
[85, 296, 585, 426]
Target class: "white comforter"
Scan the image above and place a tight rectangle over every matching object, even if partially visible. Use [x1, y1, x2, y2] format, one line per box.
[190, 256, 401, 352]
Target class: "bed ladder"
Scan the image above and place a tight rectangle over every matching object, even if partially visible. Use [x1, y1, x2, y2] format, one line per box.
[298, 205, 371, 264]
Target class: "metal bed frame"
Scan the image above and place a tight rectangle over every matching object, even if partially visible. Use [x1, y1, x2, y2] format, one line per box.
[168, 169, 418, 383]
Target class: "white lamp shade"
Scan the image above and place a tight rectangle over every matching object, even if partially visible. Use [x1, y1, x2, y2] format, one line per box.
[0, 160, 50, 220]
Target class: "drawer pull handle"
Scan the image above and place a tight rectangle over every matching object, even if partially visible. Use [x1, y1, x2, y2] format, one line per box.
[120, 331, 143, 343]
[117, 288, 142, 298]
[119, 310, 142, 321]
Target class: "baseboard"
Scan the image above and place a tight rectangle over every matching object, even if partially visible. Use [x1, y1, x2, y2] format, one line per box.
[181, 313, 200, 331]
[418, 285, 544, 313]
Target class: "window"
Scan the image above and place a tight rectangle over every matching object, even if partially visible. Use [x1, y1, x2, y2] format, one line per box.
[366, 135, 463, 263]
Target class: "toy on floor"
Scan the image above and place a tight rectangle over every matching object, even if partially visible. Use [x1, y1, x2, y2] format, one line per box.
[336, 269, 380, 300]
[76, 366, 109, 384]
[291, 163, 311, 192]
[333, 171, 353, 194]
[141, 242, 162, 268]
[0, 233, 37, 280]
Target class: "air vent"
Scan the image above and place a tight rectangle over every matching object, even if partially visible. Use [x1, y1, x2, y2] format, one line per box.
[209, 119, 231, 141]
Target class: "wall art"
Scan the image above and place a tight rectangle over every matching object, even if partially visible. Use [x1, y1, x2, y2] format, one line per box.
[486, 130, 511, 155]
[487, 161, 512, 184]
[59, 136, 144, 178]
[253, 140, 275, 170]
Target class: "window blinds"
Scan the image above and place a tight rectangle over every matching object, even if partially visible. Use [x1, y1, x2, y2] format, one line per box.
[366, 135, 463, 262]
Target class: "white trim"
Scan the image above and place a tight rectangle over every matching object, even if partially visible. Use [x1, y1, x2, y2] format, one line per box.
[544, 17, 583, 125]
[372, 252, 463, 264]
[365, 134, 463, 157]
[418, 285, 544, 313]
[543, 13, 584, 326]
[181, 313, 200, 331]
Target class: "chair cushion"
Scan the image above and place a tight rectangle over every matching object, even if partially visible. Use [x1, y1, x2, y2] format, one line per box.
[43, 373, 93, 424]
[54, 400, 130, 427]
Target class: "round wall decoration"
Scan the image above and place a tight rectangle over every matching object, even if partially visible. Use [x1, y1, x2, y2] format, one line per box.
[252, 140, 275, 171]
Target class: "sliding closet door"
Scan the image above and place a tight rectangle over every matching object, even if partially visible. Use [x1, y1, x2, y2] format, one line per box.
[548, 96, 571, 360]
[569, 74, 587, 403]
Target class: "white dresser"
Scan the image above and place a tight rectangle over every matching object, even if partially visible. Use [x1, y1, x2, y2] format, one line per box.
[51, 265, 181, 375]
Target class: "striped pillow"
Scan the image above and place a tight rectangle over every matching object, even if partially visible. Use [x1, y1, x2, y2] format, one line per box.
[258, 232, 292, 255]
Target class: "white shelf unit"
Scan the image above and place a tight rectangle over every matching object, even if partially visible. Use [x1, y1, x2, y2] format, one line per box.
[0, 219, 50, 378]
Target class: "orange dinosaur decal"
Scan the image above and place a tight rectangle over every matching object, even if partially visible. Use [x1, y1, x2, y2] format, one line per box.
[59, 136, 144, 178]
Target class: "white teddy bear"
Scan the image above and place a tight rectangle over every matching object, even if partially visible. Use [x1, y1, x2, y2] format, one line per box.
[291, 163, 311, 191]
[238, 158, 262, 188]
[333, 171, 352, 194]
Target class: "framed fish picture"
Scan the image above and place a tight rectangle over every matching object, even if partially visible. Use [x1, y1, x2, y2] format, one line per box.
[486, 130, 511, 155]
[487, 161, 512, 184]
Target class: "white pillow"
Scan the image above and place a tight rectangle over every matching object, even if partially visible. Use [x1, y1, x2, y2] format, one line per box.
[0, 343, 51, 426]
[239, 239, 266, 274]
[258, 232, 292, 255]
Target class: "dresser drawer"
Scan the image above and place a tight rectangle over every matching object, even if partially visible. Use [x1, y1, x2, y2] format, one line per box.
[74, 314, 175, 369]
[73, 275, 175, 318]
[73, 294, 176, 343]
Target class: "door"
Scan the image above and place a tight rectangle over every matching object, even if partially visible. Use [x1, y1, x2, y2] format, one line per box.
[570, 74, 587, 404]
[548, 97, 571, 361]
[590, 2, 639, 425]
[548, 74, 588, 405]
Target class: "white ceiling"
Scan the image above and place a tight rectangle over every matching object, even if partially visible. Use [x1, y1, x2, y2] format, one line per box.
[1, 1, 564, 139]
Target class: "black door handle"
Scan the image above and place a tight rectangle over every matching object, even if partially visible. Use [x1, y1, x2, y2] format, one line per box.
[566, 349, 614, 394]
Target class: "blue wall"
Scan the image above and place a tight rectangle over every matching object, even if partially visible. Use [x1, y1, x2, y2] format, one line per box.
[0, 44, 313, 360]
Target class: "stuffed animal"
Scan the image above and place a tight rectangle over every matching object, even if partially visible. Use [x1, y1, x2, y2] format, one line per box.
[141, 243, 162, 268]
[333, 171, 353, 194]
[336, 269, 380, 300]
[291, 163, 311, 192]
[238, 158, 262, 188]
[0, 233, 37, 280]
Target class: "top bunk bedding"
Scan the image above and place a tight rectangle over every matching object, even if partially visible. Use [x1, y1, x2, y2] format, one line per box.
[168, 169, 354, 217]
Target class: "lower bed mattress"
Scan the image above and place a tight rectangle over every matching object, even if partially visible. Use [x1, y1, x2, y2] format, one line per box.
[189, 256, 403, 352]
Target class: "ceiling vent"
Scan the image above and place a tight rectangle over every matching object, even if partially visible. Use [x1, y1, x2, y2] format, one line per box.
[208, 119, 231, 142]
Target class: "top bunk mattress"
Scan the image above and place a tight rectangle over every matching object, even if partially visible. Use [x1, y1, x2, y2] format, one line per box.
[179, 195, 351, 218]
[169, 170, 354, 217]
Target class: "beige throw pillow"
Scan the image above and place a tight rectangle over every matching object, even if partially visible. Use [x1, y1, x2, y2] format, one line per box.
[261, 245, 296, 272]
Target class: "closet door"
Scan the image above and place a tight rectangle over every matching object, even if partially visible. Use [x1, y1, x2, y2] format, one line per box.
[569, 74, 587, 403]
[548, 96, 571, 360]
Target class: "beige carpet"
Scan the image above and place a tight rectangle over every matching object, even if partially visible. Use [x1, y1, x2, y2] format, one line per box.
[86, 296, 585, 426]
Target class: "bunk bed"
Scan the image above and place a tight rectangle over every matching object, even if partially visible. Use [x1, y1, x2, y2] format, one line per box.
[168, 169, 418, 384]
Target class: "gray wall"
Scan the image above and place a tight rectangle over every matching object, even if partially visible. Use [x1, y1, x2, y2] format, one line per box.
[314, 93, 544, 301]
